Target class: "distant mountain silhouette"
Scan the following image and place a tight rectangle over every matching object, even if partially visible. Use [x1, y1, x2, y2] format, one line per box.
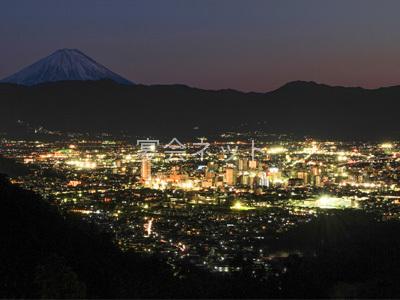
[1, 49, 133, 86]
[0, 80, 399, 140]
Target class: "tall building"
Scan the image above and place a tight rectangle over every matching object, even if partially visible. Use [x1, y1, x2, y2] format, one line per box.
[297, 171, 308, 185]
[238, 158, 248, 171]
[268, 167, 282, 185]
[241, 174, 250, 185]
[311, 166, 321, 176]
[205, 162, 216, 183]
[258, 171, 269, 187]
[249, 175, 255, 187]
[314, 175, 321, 187]
[115, 159, 122, 168]
[225, 167, 237, 186]
[141, 158, 151, 181]
[249, 160, 257, 170]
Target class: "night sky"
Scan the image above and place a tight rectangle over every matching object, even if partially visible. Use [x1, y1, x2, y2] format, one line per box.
[1, 0, 400, 92]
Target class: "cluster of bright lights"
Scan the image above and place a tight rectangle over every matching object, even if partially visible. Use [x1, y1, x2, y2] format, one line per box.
[266, 147, 287, 154]
[339, 182, 381, 188]
[146, 178, 198, 190]
[302, 145, 319, 154]
[230, 201, 255, 211]
[315, 195, 355, 209]
[144, 217, 154, 237]
[269, 167, 279, 173]
[66, 160, 97, 169]
[179, 181, 194, 190]
[148, 180, 167, 190]
[380, 143, 394, 149]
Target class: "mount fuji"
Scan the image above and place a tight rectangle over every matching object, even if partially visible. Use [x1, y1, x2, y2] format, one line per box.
[1, 49, 133, 86]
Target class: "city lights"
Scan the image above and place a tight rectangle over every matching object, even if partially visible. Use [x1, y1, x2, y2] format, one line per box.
[267, 147, 287, 154]
[1, 137, 399, 278]
[230, 201, 255, 211]
[315, 196, 355, 209]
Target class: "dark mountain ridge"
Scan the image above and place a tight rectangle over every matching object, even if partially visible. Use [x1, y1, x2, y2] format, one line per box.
[0, 80, 399, 140]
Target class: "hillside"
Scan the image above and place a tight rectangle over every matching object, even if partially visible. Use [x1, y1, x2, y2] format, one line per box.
[0, 174, 177, 298]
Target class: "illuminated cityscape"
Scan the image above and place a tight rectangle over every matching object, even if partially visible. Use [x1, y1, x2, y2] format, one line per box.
[1, 136, 399, 277]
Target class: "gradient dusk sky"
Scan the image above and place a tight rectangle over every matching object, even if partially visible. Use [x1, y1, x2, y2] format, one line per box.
[1, 0, 400, 92]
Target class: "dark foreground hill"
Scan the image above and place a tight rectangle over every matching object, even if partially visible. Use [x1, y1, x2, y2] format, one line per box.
[0, 174, 178, 298]
[1, 80, 400, 140]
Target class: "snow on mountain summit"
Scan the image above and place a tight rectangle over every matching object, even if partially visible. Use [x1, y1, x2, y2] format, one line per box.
[1, 49, 134, 86]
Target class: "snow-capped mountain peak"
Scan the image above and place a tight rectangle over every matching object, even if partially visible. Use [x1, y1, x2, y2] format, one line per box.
[1, 48, 134, 86]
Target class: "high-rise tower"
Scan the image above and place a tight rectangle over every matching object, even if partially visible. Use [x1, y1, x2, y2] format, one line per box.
[141, 158, 151, 181]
